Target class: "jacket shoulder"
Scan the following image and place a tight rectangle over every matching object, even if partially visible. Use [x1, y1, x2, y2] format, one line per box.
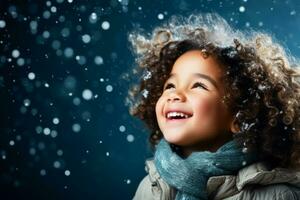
[228, 184, 300, 200]
[132, 158, 176, 200]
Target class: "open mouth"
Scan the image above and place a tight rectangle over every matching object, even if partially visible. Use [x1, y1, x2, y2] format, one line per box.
[165, 112, 193, 121]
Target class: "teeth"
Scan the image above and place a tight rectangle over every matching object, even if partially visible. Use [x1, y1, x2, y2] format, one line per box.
[167, 112, 190, 119]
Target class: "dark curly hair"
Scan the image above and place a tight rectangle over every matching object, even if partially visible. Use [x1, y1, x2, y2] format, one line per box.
[124, 13, 300, 168]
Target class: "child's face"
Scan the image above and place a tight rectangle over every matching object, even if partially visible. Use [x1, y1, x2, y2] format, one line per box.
[155, 50, 237, 154]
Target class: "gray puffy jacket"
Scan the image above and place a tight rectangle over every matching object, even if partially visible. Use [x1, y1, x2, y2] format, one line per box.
[132, 158, 300, 200]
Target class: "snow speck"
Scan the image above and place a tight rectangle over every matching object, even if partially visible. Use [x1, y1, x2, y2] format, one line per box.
[9, 140, 15, 146]
[12, 49, 20, 58]
[64, 76, 76, 90]
[65, 170, 71, 176]
[46, 1, 52, 7]
[40, 169, 47, 176]
[43, 127, 51, 135]
[29, 148, 36, 155]
[239, 6, 245, 13]
[8, 6, 18, 19]
[142, 70, 152, 80]
[1, 151, 6, 160]
[127, 134, 134, 142]
[82, 34, 91, 43]
[75, 55, 86, 65]
[28, 72, 36, 80]
[141, 89, 149, 98]
[0, 20, 6, 28]
[58, 15, 66, 23]
[50, 6, 57, 13]
[23, 99, 31, 107]
[72, 123, 81, 132]
[101, 21, 110, 30]
[17, 58, 25, 66]
[36, 126, 43, 134]
[53, 117, 60, 124]
[94, 56, 104, 65]
[57, 149, 63, 156]
[242, 147, 248, 153]
[61, 28, 70, 38]
[51, 40, 61, 49]
[290, 10, 296, 15]
[64, 47, 74, 58]
[82, 89, 93, 100]
[43, 31, 51, 39]
[119, 125, 126, 132]
[31, 109, 38, 116]
[73, 97, 81, 106]
[43, 11, 51, 19]
[158, 13, 164, 20]
[50, 130, 58, 138]
[20, 106, 27, 114]
[89, 12, 98, 23]
[30, 20, 38, 32]
[53, 160, 61, 168]
[106, 85, 113, 92]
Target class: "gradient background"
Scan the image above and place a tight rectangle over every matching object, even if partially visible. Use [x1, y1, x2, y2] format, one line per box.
[1, 0, 300, 199]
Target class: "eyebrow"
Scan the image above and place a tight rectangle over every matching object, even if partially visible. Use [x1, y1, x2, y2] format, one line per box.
[167, 73, 219, 89]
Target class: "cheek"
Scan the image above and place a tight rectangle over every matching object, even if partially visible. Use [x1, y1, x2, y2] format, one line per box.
[155, 97, 163, 117]
[194, 99, 218, 118]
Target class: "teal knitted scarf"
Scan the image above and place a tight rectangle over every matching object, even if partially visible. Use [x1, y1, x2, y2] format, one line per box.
[154, 138, 257, 200]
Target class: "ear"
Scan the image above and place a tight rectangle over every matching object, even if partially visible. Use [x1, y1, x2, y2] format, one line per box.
[230, 117, 240, 134]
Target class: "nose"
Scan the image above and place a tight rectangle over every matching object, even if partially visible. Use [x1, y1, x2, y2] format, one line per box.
[167, 91, 186, 102]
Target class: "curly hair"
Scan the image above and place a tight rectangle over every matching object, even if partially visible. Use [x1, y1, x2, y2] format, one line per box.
[124, 13, 300, 168]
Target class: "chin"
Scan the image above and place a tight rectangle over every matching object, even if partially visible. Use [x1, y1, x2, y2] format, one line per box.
[163, 134, 187, 146]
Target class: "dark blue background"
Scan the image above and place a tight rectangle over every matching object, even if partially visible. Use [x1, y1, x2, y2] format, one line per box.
[1, 0, 300, 199]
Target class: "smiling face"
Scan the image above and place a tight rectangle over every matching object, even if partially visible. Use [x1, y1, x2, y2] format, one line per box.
[155, 50, 239, 156]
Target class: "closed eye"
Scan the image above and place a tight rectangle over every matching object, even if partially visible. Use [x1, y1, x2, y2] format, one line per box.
[163, 83, 175, 90]
[193, 82, 207, 90]
[163, 82, 207, 90]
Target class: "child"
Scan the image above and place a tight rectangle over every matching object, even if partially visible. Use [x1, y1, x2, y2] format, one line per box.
[126, 13, 300, 200]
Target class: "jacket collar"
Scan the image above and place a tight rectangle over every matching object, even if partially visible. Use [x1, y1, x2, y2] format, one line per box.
[235, 162, 300, 190]
[207, 161, 300, 199]
[145, 158, 161, 183]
